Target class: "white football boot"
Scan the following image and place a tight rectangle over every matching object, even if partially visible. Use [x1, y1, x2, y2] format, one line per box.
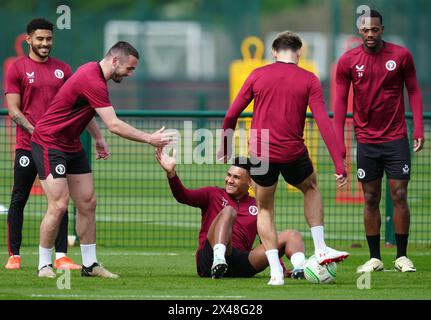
[356, 258, 384, 273]
[315, 246, 349, 265]
[267, 272, 284, 286]
[394, 256, 416, 272]
[81, 263, 119, 278]
[38, 264, 56, 278]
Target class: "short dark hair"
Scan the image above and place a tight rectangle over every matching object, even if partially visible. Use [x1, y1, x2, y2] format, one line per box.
[365, 9, 383, 25]
[106, 41, 140, 60]
[27, 18, 53, 35]
[232, 157, 252, 173]
[272, 31, 302, 52]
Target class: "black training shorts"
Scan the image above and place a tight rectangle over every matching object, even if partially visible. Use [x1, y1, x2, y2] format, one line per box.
[196, 240, 258, 278]
[356, 137, 411, 182]
[31, 142, 91, 180]
[250, 152, 314, 187]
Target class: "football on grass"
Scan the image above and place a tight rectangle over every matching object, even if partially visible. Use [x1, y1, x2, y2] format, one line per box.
[304, 255, 337, 284]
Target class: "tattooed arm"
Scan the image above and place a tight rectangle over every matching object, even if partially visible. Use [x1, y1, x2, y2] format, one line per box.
[6, 93, 34, 135]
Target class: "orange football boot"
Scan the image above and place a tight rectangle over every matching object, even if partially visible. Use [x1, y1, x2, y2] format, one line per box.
[5, 255, 21, 270]
[54, 256, 81, 270]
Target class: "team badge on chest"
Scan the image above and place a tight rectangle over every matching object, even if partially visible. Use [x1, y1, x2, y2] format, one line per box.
[248, 205, 258, 215]
[54, 69, 64, 79]
[385, 60, 396, 71]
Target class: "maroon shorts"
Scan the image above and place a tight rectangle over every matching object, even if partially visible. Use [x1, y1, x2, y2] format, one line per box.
[31, 142, 91, 180]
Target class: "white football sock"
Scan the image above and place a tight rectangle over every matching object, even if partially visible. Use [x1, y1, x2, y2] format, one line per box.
[55, 252, 66, 260]
[213, 243, 226, 261]
[38, 246, 53, 270]
[311, 226, 327, 251]
[290, 252, 306, 269]
[265, 249, 283, 277]
[80, 244, 98, 267]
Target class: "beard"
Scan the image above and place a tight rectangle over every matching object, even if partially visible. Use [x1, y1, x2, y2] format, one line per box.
[111, 68, 125, 83]
[112, 75, 123, 83]
[31, 43, 51, 59]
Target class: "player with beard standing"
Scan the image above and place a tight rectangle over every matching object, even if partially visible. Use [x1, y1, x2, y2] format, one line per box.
[30, 41, 175, 278]
[4, 18, 80, 270]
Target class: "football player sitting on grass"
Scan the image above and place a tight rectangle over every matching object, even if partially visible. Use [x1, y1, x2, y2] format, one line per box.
[156, 148, 306, 280]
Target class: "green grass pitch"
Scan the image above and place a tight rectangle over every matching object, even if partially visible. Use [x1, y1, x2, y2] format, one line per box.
[1, 121, 430, 301]
[0, 244, 430, 300]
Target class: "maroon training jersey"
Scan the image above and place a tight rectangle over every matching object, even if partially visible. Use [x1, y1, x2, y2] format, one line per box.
[31, 62, 111, 152]
[168, 174, 258, 253]
[334, 41, 424, 150]
[222, 61, 344, 175]
[4, 56, 72, 151]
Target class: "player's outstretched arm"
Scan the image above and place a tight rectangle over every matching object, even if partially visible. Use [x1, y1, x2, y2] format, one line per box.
[155, 147, 177, 178]
[6, 93, 34, 135]
[95, 106, 176, 147]
[155, 147, 211, 208]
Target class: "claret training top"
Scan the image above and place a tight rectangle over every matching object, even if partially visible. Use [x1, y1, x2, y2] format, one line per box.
[31, 62, 112, 152]
[334, 41, 424, 150]
[222, 61, 344, 175]
[4, 56, 72, 150]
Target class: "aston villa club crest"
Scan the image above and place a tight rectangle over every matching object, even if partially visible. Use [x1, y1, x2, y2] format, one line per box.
[385, 60, 397, 71]
[54, 69, 65, 79]
[248, 205, 258, 216]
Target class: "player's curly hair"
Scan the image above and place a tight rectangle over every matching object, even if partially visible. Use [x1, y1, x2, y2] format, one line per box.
[27, 18, 53, 35]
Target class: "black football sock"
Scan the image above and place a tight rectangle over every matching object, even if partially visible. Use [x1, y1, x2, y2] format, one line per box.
[395, 233, 409, 258]
[366, 234, 381, 260]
